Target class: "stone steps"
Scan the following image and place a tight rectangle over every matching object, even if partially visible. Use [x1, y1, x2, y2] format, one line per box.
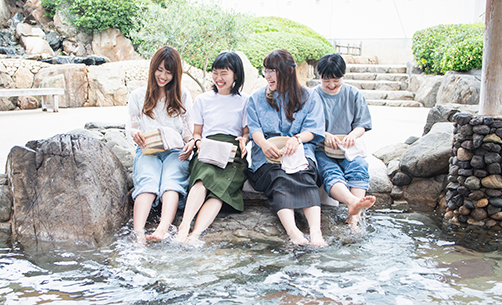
[307, 63, 421, 107]
[366, 99, 423, 107]
[344, 80, 408, 91]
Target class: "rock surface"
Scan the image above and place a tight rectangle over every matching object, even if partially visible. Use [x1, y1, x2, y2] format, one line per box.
[400, 122, 454, 178]
[7, 134, 130, 247]
[436, 71, 481, 105]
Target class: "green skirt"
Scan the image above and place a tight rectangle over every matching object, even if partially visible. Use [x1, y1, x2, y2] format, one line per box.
[189, 134, 248, 211]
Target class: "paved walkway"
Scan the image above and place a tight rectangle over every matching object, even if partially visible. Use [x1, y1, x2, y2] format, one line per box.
[0, 105, 431, 174]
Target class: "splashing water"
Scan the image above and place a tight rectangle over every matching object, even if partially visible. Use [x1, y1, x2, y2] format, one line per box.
[1, 209, 502, 304]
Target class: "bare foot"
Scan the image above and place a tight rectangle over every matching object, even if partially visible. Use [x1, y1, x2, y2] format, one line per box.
[288, 230, 309, 245]
[175, 226, 189, 243]
[134, 230, 147, 245]
[347, 196, 376, 216]
[346, 214, 362, 233]
[310, 230, 326, 247]
[186, 234, 204, 247]
[146, 228, 168, 242]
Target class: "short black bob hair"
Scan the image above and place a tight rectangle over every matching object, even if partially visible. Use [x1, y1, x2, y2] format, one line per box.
[211, 52, 245, 95]
[317, 53, 346, 79]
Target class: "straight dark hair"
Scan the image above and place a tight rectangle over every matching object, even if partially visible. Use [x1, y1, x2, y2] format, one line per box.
[317, 53, 346, 79]
[211, 52, 245, 96]
[143, 46, 185, 119]
[263, 49, 307, 122]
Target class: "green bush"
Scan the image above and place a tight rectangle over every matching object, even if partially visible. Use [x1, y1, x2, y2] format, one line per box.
[250, 16, 332, 47]
[42, 0, 146, 36]
[239, 32, 335, 71]
[412, 23, 484, 74]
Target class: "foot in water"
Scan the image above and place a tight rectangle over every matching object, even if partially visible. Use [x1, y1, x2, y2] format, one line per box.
[146, 224, 176, 242]
[288, 230, 309, 245]
[347, 196, 376, 217]
[310, 230, 326, 247]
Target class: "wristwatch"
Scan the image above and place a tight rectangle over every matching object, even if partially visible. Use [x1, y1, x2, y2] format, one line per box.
[293, 135, 302, 144]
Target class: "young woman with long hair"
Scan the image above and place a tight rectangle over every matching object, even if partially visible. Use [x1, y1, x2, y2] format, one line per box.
[127, 46, 193, 244]
[246, 49, 327, 246]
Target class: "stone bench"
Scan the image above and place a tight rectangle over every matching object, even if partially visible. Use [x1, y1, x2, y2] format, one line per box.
[0, 88, 65, 112]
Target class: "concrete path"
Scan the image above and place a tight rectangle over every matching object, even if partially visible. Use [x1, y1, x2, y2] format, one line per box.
[0, 105, 431, 174]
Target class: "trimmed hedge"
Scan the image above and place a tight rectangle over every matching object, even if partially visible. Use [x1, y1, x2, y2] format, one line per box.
[239, 32, 335, 71]
[250, 16, 332, 47]
[412, 23, 484, 74]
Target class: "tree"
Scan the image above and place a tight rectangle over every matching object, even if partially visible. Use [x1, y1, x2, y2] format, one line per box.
[130, 1, 250, 92]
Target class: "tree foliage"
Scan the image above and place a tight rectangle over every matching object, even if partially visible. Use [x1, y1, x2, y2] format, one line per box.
[129, 1, 251, 91]
[41, 0, 146, 36]
[412, 23, 484, 74]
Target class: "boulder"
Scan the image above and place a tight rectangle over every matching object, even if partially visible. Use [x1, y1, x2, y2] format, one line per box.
[18, 36, 54, 57]
[0, 0, 10, 28]
[236, 51, 261, 95]
[45, 31, 62, 50]
[408, 74, 428, 93]
[0, 184, 11, 222]
[403, 178, 443, 211]
[436, 71, 481, 105]
[22, 0, 52, 29]
[414, 75, 443, 108]
[103, 130, 136, 169]
[0, 97, 15, 111]
[367, 155, 393, 193]
[19, 96, 38, 109]
[92, 28, 142, 62]
[86, 62, 127, 107]
[13, 66, 33, 88]
[53, 12, 78, 38]
[33, 64, 88, 108]
[15, 23, 45, 39]
[423, 104, 478, 135]
[372, 143, 408, 165]
[400, 122, 454, 178]
[6, 134, 130, 247]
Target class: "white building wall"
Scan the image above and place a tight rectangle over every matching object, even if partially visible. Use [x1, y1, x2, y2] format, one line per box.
[213, 0, 486, 64]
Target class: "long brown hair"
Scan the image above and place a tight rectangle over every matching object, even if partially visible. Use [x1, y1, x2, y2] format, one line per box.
[263, 49, 307, 122]
[143, 46, 185, 119]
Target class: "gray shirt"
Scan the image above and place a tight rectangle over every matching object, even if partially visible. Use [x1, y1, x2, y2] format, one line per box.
[314, 84, 372, 135]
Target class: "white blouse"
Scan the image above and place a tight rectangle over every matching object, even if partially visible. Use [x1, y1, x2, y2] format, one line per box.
[126, 86, 193, 141]
[191, 91, 248, 138]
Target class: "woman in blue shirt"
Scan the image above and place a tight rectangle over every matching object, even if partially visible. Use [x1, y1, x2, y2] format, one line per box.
[247, 49, 326, 246]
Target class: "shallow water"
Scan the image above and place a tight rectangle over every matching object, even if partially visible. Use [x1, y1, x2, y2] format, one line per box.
[1, 210, 502, 305]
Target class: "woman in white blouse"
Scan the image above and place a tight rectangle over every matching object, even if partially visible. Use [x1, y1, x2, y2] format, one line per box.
[127, 46, 193, 244]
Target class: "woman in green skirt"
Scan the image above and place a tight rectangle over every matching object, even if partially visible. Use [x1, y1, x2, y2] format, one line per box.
[176, 52, 249, 244]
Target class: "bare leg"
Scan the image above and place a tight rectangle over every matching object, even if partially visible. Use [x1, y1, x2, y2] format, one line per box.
[187, 197, 223, 244]
[277, 208, 309, 245]
[146, 191, 179, 241]
[133, 193, 156, 244]
[329, 183, 375, 230]
[176, 181, 207, 243]
[302, 206, 326, 247]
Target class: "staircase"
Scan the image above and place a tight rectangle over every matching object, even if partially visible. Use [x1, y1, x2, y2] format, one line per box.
[308, 64, 421, 107]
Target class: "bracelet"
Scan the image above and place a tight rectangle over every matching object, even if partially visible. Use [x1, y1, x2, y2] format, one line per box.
[293, 135, 302, 144]
[194, 138, 201, 146]
[187, 138, 195, 143]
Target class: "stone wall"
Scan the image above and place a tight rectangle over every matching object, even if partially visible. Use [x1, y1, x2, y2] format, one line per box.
[445, 113, 502, 229]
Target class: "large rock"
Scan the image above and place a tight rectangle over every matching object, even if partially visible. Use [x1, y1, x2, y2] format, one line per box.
[6, 134, 130, 247]
[19, 36, 54, 57]
[33, 64, 88, 108]
[236, 51, 263, 95]
[436, 71, 481, 105]
[86, 62, 127, 106]
[423, 104, 478, 135]
[13, 66, 33, 88]
[92, 28, 142, 62]
[414, 75, 442, 108]
[53, 12, 78, 38]
[0, 184, 11, 222]
[408, 74, 427, 93]
[103, 130, 136, 169]
[23, 0, 52, 29]
[400, 122, 454, 178]
[0, 0, 10, 28]
[367, 155, 393, 193]
[403, 178, 443, 211]
[15, 23, 45, 39]
[372, 143, 409, 165]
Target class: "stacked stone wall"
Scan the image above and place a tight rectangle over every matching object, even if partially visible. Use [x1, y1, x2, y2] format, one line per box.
[445, 113, 502, 228]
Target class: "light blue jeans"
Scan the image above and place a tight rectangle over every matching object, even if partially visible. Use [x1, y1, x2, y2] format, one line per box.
[132, 147, 190, 208]
[315, 150, 369, 197]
